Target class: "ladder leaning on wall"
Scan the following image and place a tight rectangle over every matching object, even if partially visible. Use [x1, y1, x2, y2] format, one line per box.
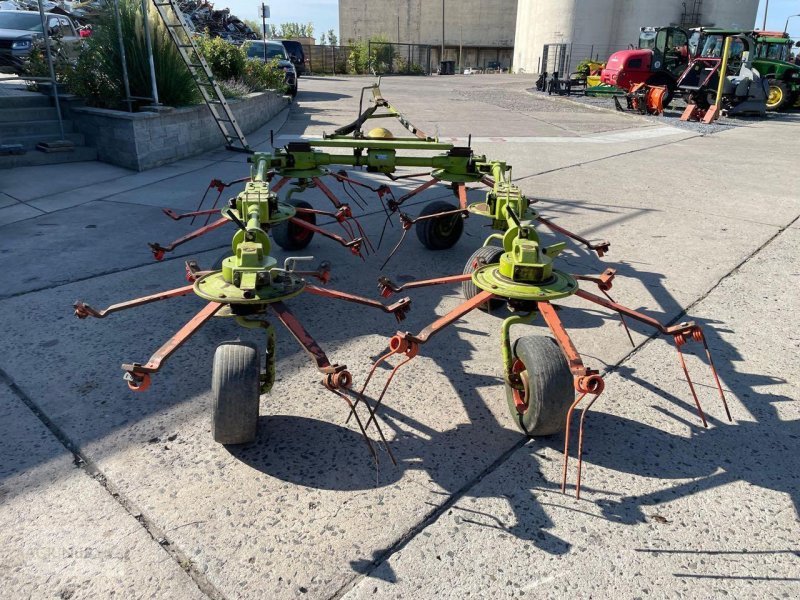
[151, 0, 251, 152]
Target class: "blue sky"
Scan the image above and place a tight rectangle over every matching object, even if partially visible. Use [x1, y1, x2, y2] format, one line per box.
[758, 0, 800, 37]
[223, 1, 800, 43]
[225, 0, 339, 42]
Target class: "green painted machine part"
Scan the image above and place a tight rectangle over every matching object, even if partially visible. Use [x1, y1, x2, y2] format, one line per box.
[256, 142, 486, 182]
[471, 207, 578, 303]
[470, 163, 578, 303]
[499, 311, 537, 390]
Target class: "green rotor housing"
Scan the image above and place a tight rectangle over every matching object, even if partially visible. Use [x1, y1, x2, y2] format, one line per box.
[472, 215, 578, 302]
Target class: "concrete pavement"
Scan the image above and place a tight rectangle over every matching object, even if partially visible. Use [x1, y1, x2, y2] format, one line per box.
[0, 75, 797, 599]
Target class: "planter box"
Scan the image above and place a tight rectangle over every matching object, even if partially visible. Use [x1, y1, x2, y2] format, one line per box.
[68, 91, 289, 171]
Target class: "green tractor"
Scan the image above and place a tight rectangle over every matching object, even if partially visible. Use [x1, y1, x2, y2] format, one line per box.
[752, 31, 800, 111]
[687, 29, 800, 111]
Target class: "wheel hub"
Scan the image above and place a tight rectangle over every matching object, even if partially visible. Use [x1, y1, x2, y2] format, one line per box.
[767, 86, 782, 107]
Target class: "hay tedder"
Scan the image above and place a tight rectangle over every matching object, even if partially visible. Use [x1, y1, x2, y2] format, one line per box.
[75, 152, 411, 456]
[74, 83, 734, 496]
[367, 165, 732, 496]
[149, 83, 611, 270]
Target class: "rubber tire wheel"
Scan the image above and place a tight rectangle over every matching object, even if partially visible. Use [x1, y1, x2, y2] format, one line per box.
[289, 85, 298, 98]
[462, 246, 505, 313]
[272, 199, 315, 251]
[505, 336, 574, 436]
[415, 200, 464, 250]
[766, 79, 791, 111]
[212, 341, 260, 445]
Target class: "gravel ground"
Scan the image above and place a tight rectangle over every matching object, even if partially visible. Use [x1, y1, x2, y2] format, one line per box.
[458, 84, 750, 135]
[528, 87, 744, 135]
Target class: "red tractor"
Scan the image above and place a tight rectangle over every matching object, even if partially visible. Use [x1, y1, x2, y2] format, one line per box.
[601, 26, 691, 105]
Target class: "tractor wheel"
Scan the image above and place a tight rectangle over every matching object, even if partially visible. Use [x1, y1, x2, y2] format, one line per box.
[462, 246, 505, 313]
[415, 200, 464, 250]
[505, 336, 574, 436]
[272, 199, 315, 251]
[766, 79, 792, 111]
[212, 341, 260, 444]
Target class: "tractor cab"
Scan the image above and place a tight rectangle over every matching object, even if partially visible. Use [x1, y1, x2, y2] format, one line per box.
[677, 32, 768, 117]
[600, 26, 689, 92]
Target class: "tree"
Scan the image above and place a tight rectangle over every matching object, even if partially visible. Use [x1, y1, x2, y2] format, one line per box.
[319, 32, 327, 46]
[272, 22, 315, 39]
[243, 19, 262, 37]
[327, 29, 338, 46]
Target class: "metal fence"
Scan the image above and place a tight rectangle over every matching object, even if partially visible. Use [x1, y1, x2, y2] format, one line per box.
[540, 43, 629, 75]
[301, 42, 432, 75]
[303, 44, 353, 75]
[367, 42, 433, 75]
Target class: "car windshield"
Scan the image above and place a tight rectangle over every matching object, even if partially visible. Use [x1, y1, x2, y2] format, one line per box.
[245, 42, 286, 60]
[0, 12, 43, 31]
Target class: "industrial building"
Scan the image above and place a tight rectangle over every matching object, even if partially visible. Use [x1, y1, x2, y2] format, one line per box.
[513, 0, 761, 74]
[338, 1, 760, 75]
[338, 0, 518, 71]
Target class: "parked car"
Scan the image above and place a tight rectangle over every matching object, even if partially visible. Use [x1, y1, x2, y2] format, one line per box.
[244, 40, 297, 97]
[276, 39, 306, 77]
[0, 10, 81, 74]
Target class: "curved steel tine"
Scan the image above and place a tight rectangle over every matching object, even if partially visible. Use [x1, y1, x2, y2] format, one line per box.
[696, 329, 733, 422]
[345, 345, 397, 424]
[601, 289, 635, 348]
[329, 386, 378, 464]
[675, 341, 709, 428]
[561, 392, 588, 494]
[362, 353, 417, 431]
[380, 227, 410, 271]
[575, 392, 604, 499]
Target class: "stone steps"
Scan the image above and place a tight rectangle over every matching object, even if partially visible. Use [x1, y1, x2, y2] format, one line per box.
[0, 92, 96, 169]
[0, 106, 59, 122]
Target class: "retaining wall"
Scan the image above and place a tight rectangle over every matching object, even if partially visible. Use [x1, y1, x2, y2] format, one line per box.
[69, 92, 288, 171]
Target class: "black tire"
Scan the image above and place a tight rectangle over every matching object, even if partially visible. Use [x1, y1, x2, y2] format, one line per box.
[415, 200, 464, 250]
[766, 79, 792, 111]
[211, 251, 228, 270]
[212, 342, 260, 444]
[289, 85, 298, 98]
[272, 199, 315, 251]
[462, 246, 505, 313]
[505, 336, 574, 436]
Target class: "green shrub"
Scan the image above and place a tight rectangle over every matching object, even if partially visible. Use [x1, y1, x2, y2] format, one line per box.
[243, 58, 286, 93]
[63, 0, 197, 109]
[196, 34, 247, 81]
[197, 36, 285, 95]
[346, 35, 398, 74]
[23, 37, 72, 86]
[217, 78, 250, 98]
[347, 39, 368, 74]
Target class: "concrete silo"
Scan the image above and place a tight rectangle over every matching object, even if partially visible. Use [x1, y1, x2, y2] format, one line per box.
[339, 0, 518, 71]
[513, 0, 760, 74]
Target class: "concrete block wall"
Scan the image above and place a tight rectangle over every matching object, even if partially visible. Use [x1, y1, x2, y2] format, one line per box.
[68, 92, 288, 171]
